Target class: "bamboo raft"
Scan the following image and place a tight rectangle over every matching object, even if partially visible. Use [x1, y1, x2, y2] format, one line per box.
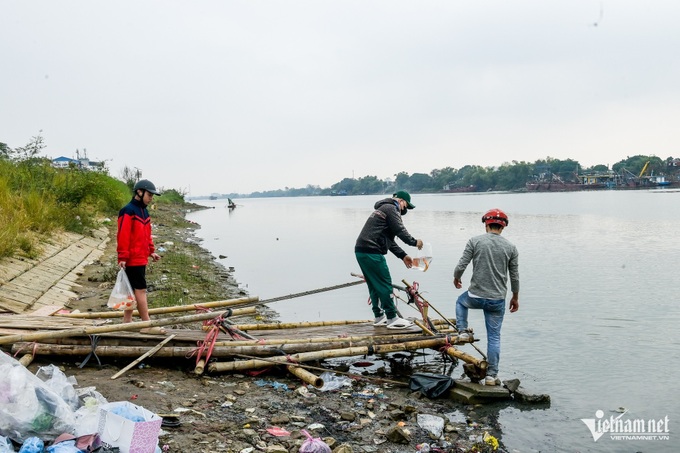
[0, 280, 521, 404]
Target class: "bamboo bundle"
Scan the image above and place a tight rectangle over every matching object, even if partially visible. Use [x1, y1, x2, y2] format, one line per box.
[207, 337, 449, 373]
[0, 309, 250, 345]
[56, 296, 260, 319]
[11, 333, 437, 358]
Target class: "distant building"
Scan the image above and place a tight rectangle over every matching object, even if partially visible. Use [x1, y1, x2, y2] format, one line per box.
[51, 154, 104, 171]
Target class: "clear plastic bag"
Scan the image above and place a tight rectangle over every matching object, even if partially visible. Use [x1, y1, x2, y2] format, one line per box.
[36, 364, 79, 411]
[107, 269, 137, 310]
[0, 436, 13, 453]
[412, 243, 433, 272]
[0, 354, 76, 443]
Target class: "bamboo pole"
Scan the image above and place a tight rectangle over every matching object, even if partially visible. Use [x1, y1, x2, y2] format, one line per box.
[207, 337, 449, 373]
[111, 334, 177, 380]
[413, 319, 435, 336]
[287, 365, 324, 388]
[195, 359, 206, 375]
[211, 332, 451, 347]
[56, 296, 260, 319]
[401, 279, 456, 329]
[0, 309, 245, 346]
[18, 353, 34, 367]
[442, 345, 487, 369]
[231, 319, 371, 330]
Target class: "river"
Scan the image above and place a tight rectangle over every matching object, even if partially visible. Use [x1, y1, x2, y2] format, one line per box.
[186, 189, 680, 452]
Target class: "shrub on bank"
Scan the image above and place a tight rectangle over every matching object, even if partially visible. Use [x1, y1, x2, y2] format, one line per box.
[0, 158, 129, 258]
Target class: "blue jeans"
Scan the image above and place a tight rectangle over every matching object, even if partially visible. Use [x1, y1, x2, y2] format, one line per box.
[455, 291, 506, 376]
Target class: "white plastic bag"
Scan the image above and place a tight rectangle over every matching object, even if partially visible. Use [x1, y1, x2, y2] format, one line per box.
[107, 270, 137, 310]
[0, 353, 76, 443]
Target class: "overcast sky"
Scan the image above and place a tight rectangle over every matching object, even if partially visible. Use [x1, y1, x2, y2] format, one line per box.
[2, 1, 678, 195]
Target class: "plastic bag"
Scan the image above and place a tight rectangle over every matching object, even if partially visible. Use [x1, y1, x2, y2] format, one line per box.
[0, 436, 14, 453]
[17, 437, 43, 453]
[318, 372, 352, 392]
[73, 397, 103, 437]
[298, 430, 331, 453]
[409, 372, 454, 398]
[417, 414, 445, 439]
[36, 365, 79, 411]
[412, 242, 433, 272]
[0, 353, 76, 443]
[107, 269, 136, 310]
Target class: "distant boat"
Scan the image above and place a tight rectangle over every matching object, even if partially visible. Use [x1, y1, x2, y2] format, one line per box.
[227, 198, 237, 209]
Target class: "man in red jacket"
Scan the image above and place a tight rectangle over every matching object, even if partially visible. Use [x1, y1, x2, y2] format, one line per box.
[117, 179, 163, 331]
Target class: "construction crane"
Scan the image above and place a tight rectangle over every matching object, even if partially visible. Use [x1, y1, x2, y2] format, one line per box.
[638, 161, 650, 178]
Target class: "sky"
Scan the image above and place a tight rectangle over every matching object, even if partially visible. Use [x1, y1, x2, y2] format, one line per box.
[1, 1, 679, 196]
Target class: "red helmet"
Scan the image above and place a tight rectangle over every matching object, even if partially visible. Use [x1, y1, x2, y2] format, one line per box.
[482, 209, 509, 227]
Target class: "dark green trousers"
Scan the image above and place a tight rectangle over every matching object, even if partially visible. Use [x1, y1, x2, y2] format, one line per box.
[355, 252, 397, 318]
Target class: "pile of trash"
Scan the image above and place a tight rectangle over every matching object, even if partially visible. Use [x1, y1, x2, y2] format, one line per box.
[0, 353, 161, 453]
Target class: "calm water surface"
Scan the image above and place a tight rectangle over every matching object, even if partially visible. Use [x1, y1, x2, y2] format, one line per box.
[187, 190, 680, 452]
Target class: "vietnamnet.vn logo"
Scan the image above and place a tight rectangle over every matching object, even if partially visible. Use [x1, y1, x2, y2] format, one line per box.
[581, 409, 670, 442]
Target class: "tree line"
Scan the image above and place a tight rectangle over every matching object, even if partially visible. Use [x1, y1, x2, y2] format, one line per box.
[237, 155, 678, 198]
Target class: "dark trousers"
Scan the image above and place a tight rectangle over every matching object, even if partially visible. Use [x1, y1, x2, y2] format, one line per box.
[355, 252, 397, 318]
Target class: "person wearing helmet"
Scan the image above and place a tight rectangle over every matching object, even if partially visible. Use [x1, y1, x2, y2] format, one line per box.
[452, 208, 519, 385]
[117, 179, 163, 332]
[355, 190, 424, 329]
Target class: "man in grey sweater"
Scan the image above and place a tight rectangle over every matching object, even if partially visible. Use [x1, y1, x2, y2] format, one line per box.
[453, 208, 519, 385]
[355, 191, 423, 329]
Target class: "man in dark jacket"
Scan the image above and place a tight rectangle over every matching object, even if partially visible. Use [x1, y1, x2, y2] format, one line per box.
[355, 190, 423, 329]
[117, 179, 163, 331]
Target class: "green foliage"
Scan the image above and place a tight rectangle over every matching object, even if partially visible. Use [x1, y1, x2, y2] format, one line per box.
[156, 188, 186, 204]
[0, 135, 130, 258]
[612, 155, 664, 176]
[239, 153, 678, 198]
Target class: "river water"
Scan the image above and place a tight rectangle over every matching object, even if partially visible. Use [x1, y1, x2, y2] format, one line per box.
[186, 189, 679, 452]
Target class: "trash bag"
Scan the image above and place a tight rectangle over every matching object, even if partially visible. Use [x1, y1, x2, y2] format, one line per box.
[17, 437, 43, 453]
[107, 269, 136, 310]
[36, 365, 79, 411]
[318, 372, 352, 392]
[298, 429, 331, 453]
[73, 397, 103, 437]
[0, 353, 76, 443]
[0, 435, 14, 453]
[409, 373, 454, 399]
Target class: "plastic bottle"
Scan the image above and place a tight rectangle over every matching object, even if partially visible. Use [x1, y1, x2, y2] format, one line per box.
[18, 437, 43, 453]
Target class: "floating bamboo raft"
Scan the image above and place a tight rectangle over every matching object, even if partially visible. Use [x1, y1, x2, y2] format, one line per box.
[0, 280, 520, 403]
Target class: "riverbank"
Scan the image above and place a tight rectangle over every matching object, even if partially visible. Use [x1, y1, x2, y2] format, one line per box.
[20, 201, 506, 453]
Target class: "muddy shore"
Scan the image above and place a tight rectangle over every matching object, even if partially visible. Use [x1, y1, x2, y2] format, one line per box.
[28, 202, 508, 453]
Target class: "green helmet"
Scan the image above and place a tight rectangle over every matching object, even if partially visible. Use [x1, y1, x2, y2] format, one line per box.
[133, 179, 161, 195]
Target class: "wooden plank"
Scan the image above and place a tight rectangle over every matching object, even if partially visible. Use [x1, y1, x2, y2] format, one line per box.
[0, 289, 35, 304]
[27, 305, 65, 317]
[0, 283, 43, 298]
